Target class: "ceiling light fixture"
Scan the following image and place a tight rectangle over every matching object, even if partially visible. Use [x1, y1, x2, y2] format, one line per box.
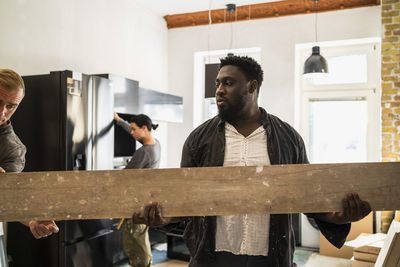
[226, 3, 236, 13]
[303, 0, 328, 74]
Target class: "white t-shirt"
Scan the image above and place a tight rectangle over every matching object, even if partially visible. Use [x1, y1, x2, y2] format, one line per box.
[215, 123, 271, 256]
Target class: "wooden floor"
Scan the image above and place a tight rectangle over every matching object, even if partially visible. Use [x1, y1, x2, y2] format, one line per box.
[115, 247, 349, 267]
[152, 255, 351, 267]
[154, 260, 188, 267]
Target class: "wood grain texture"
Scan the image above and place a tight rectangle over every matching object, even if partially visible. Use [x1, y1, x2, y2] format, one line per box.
[0, 162, 398, 222]
[164, 0, 381, 29]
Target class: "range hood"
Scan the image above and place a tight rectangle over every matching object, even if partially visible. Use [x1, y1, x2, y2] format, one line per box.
[95, 74, 183, 123]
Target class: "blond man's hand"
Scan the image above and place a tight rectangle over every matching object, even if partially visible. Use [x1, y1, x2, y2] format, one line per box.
[28, 220, 59, 239]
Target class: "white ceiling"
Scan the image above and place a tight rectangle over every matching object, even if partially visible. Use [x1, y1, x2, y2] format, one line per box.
[136, 0, 282, 16]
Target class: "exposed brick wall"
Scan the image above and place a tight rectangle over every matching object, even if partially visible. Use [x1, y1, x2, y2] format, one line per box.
[381, 0, 400, 163]
[381, 0, 399, 233]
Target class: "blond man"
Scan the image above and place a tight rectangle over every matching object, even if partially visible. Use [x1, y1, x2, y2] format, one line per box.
[0, 69, 59, 267]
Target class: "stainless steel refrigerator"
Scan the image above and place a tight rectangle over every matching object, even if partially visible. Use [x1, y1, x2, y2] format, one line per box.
[7, 71, 124, 267]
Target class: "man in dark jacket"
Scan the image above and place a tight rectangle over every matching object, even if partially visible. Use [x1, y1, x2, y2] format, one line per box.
[0, 69, 59, 267]
[132, 56, 371, 267]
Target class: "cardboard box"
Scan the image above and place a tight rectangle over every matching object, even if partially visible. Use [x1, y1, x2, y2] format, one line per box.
[354, 239, 384, 255]
[395, 210, 400, 222]
[350, 257, 375, 267]
[345, 233, 386, 250]
[345, 232, 386, 258]
[353, 251, 378, 262]
[320, 213, 373, 259]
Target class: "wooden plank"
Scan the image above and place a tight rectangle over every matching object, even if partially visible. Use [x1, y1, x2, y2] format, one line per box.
[0, 162, 399, 222]
[163, 0, 381, 29]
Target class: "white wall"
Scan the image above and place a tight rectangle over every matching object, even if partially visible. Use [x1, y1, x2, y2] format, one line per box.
[167, 6, 381, 167]
[0, 2, 382, 168]
[0, 0, 171, 167]
[0, 0, 168, 91]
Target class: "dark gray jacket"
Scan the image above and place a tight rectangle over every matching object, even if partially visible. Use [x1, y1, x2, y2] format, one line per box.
[0, 121, 26, 172]
[180, 107, 350, 267]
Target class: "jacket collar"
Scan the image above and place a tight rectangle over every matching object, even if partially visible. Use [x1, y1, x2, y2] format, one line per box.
[0, 121, 12, 135]
[259, 107, 272, 137]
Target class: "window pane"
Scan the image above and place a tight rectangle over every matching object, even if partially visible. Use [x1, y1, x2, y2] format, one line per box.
[309, 99, 367, 163]
[305, 54, 368, 85]
[204, 98, 218, 121]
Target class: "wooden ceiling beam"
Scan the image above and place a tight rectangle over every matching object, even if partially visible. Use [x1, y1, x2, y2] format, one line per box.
[163, 0, 381, 29]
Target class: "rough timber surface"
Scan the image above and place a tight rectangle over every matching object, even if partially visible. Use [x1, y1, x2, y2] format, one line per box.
[0, 162, 399, 222]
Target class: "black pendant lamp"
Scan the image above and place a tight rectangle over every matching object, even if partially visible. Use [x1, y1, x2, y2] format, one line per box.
[303, 0, 328, 74]
[304, 46, 328, 74]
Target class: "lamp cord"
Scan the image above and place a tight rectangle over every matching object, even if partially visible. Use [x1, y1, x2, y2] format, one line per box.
[230, 13, 234, 50]
[228, 4, 236, 51]
[315, 0, 318, 43]
[248, 4, 251, 20]
[207, 0, 213, 62]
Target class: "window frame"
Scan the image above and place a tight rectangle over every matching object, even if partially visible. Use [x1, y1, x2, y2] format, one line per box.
[301, 89, 380, 162]
[294, 38, 381, 163]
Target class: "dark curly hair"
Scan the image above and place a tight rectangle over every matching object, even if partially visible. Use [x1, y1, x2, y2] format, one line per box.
[219, 55, 263, 93]
[129, 114, 158, 131]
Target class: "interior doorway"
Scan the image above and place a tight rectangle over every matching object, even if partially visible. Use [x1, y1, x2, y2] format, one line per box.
[295, 37, 381, 248]
[193, 47, 261, 126]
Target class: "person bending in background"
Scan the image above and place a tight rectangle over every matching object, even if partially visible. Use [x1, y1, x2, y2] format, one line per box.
[129, 55, 371, 267]
[114, 112, 161, 267]
[0, 69, 59, 267]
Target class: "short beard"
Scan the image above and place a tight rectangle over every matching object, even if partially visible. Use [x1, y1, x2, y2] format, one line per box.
[218, 106, 238, 123]
[216, 94, 247, 122]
